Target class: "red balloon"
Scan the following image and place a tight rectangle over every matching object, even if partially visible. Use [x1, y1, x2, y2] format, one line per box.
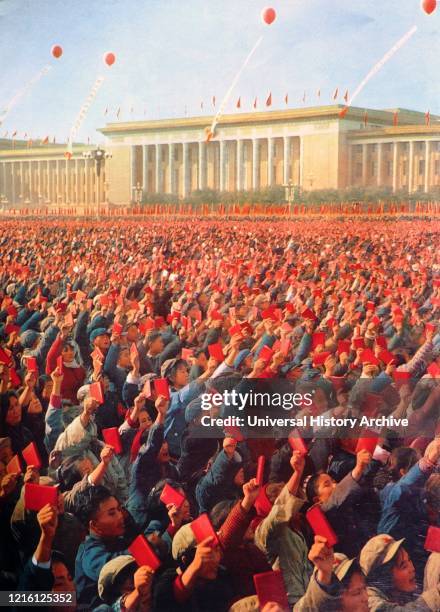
[51, 45, 63, 59]
[262, 7, 276, 25]
[104, 52, 116, 67]
[422, 0, 437, 14]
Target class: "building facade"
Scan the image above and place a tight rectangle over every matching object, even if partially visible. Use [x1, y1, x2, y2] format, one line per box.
[1, 105, 440, 207]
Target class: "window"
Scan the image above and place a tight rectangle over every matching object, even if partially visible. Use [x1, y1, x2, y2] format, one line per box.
[402, 161, 407, 177]
[419, 160, 425, 176]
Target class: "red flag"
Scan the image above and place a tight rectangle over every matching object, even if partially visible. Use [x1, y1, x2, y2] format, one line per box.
[393, 111, 399, 127]
[333, 88, 339, 100]
[236, 97, 241, 109]
[284, 93, 288, 105]
[363, 111, 368, 127]
[212, 96, 216, 108]
[425, 110, 430, 126]
[265, 92, 272, 107]
[253, 97, 257, 109]
[343, 90, 349, 102]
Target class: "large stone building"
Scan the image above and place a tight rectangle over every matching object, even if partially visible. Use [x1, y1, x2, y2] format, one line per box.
[1, 105, 440, 207]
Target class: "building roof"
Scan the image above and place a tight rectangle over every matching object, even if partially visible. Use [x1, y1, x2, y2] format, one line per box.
[99, 105, 430, 138]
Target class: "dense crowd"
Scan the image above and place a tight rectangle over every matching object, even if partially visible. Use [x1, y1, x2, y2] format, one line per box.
[0, 216, 439, 612]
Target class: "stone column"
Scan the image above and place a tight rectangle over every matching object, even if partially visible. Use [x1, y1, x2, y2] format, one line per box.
[198, 141, 206, 190]
[362, 144, 368, 186]
[392, 142, 398, 193]
[377, 143, 383, 187]
[408, 141, 414, 193]
[267, 137, 275, 186]
[252, 138, 260, 190]
[142, 145, 149, 194]
[236, 140, 243, 190]
[168, 143, 175, 194]
[424, 141, 430, 193]
[283, 136, 290, 184]
[155, 144, 162, 194]
[182, 142, 190, 197]
[219, 141, 226, 191]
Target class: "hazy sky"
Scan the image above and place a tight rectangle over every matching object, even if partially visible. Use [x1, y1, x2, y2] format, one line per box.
[0, 0, 439, 143]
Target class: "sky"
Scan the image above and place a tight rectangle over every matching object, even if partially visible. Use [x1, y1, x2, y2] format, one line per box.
[0, 0, 439, 144]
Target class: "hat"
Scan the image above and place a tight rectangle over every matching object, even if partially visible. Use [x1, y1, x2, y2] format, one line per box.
[161, 358, 185, 380]
[333, 553, 357, 581]
[76, 385, 90, 403]
[359, 535, 405, 576]
[97, 555, 137, 603]
[172, 523, 196, 561]
[89, 327, 110, 343]
[20, 330, 41, 349]
[233, 349, 251, 370]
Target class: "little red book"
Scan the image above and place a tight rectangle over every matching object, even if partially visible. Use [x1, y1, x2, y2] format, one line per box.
[89, 381, 105, 404]
[24, 483, 58, 512]
[128, 535, 161, 571]
[306, 504, 338, 547]
[102, 427, 123, 454]
[208, 343, 225, 362]
[253, 570, 289, 610]
[424, 526, 440, 553]
[22, 441, 42, 469]
[256, 455, 265, 486]
[6, 454, 22, 474]
[190, 513, 220, 547]
[159, 483, 185, 509]
[288, 430, 308, 455]
[153, 378, 170, 400]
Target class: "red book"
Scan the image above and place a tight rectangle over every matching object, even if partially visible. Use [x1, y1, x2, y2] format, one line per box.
[288, 430, 308, 455]
[181, 348, 194, 362]
[210, 310, 223, 321]
[24, 483, 58, 512]
[366, 301, 375, 311]
[375, 336, 388, 350]
[112, 322, 123, 335]
[253, 570, 289, 610]
[312, 351, 331, 366]
[427, 362, 440, 377]
[102, 427, 122, 454]
[6, 454, 22, 474]
[159, 483, 185, 509]
[393, 371, 411, 384]
[22, 442, 42, 469]
[26, 356, 38, 373]
[56, 355, 63, 371]
[208, 343, 224, 362]
[425, 323, 436, 334]
[0, 347, 12, 366]
[306, 504, 338, 547]
[153, 378, 170, 400]
[256, 455, 265, 486]
[360, 349, 379, 366]
[424, 526, 440, 553]
[356, 431, 379, 455]
[378, 350, 395, 365]
[128, 535, 161, 571]
[312, 332, 326, 350]
[190, 514, 219, 547]
[301, 308, 317, 321]
[229, 324, 242, 337]
[89, 381, 105, 404]
[259, 345, 274, 363]
[75, 289, 87, 303]
[337, 340, 351, 355]
[353, 337, 365, 349]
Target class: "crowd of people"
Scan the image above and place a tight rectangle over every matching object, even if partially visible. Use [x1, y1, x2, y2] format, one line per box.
[0, 216, 439, 611]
